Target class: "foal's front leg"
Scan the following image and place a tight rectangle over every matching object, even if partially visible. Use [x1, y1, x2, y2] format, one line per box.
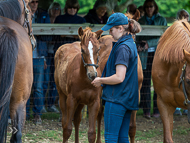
[73, 104, 84, 143]
[128, 110, 137, 143]
[63, 95, 77, 143]
[88, 101, 100, 143]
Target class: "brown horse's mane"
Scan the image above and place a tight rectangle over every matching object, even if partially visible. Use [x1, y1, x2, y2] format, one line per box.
[0, 0, 22, 23]
[79, 27, 98, 45]
[156, 20, 190, 63]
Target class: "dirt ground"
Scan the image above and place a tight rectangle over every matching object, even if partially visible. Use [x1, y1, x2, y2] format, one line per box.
[7, 114, 190, 143]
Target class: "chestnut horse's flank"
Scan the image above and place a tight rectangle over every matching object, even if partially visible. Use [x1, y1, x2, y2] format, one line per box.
[152, 20, 190, 143]
[0, 0, 34, 142]
[54, 27, 104, 143]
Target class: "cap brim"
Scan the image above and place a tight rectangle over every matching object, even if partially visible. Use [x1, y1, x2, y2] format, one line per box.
[101, 24, 113, 31]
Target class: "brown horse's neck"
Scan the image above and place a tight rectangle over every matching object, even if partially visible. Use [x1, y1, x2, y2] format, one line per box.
[79, 55, 89, 81]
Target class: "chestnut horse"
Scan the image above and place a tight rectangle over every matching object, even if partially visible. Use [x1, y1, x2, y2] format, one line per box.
[0, 0, 34, 142]
[54, 27, 103, 143]
[152, 20, 190, 143]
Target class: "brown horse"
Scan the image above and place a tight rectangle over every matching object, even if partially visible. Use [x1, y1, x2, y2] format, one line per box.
[152, 20, 190, 143]
[0, 0, 34, 142]
[98, 35, 143, 143]
[54, 27, 103, 143]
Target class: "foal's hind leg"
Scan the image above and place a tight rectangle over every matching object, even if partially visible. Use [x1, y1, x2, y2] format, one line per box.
[73, 104, 84, 143]
[96, 103, 104, 143]
[128, 110, 137, 143]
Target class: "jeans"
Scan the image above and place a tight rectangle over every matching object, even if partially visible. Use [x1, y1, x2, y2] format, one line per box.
[26, 58, 44, 117]
[140, 52, 159, 115]
[104, 101, 132, 143]
[43, 54, 52, 104]
[47, 56, 58, 107]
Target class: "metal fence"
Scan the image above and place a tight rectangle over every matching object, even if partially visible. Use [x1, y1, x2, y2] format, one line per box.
[7, 24, 168, 142]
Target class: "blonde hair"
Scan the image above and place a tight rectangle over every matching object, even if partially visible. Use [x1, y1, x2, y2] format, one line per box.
[48, 2, 61, 17]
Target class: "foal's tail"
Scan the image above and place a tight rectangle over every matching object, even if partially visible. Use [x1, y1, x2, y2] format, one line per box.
[0, 26, 19, 143]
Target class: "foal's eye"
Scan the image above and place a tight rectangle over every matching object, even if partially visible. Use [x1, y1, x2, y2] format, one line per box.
[186, 78, 190, 85]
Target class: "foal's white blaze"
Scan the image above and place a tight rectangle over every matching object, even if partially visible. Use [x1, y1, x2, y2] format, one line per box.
[88, 41, 96, 71]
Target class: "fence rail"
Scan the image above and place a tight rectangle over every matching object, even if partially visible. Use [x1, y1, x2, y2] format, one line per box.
[32, 23, 168, 36]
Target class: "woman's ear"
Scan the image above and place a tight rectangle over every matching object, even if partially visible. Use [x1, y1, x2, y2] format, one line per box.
[119, 26, 124, 32]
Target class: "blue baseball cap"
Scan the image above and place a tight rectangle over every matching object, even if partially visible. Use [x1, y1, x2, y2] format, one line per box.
[101, 13, 129, 31]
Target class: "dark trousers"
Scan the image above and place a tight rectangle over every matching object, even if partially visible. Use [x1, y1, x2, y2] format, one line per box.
[104, 101, 131, 143]
[140, 52, 159, 115]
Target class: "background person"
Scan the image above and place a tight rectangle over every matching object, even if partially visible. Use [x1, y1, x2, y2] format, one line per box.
[84, 0, 108, 24]
[136, 0, 167, 119]
[138, 5, 145, 18]
[53, 0, 86, 53]
[26, 0, 50, 124]
[126, 3, 137, 15]
[42, 2, 61, 113]
[91, 12, 141, 143]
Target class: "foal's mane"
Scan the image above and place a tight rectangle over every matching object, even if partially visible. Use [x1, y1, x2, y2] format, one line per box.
[0, 0, 22, 23]
[156, 20, 190, 63]
[80, 27, 97, 46]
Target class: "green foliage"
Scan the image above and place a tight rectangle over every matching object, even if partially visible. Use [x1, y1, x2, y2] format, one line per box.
[54, 0, 190, 18]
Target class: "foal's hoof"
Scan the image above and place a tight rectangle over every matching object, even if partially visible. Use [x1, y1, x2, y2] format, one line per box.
[143, 114, 151, 119]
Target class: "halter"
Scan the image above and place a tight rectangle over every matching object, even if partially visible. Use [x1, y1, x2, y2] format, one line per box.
[22, 0, 35, 50]
[81, 48, 99, 69]
[22, 0, 31, 36]
[178, 62, 190, 106]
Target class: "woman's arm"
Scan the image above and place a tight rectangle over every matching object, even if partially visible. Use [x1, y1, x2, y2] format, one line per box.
[91, 64, 126, 87]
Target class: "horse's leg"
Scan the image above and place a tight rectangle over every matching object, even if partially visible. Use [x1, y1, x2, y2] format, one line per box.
[10, 100, 26, 143]
[88, 101, 100, 143]
[128, 110, 137, 143]
[96, 102, 104, 143]
[63, 94, 77, 143]
[57, 88, 68, 143]
[73, 104, 84, 143]
[157, 94, 175, 143]
[10, 67, 32, 143]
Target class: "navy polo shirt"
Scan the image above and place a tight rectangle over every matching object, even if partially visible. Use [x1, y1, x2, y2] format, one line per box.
[101, 34, 139, 110]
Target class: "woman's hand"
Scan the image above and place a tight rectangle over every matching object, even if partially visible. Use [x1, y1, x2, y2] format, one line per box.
[137, 41, 149, 51]
[142, 40, 149, 50]
[91, 77, 102, 87]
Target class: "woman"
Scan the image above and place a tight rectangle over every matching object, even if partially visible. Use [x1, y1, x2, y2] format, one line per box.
[48, 2, 61, 23]
[54, 0, 85, 24]
[84, 0, 108, 24]
[136, 0, 167, 119]
[53, 0, 86, 52]
[42, 2, 61, 114]
[91, 12, 141, 143]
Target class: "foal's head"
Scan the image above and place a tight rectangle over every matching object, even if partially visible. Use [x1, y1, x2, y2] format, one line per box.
[78, 27, 103, 81]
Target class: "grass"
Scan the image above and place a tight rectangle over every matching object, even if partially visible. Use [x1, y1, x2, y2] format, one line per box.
[12, 118, 188, 143]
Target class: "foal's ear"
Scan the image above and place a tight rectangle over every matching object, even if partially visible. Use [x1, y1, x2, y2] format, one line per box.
[183, 49, 190, 63]
[95, 30, 103, 39]
[112, 9, 115, 14]
[78, 27, 84, 39]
